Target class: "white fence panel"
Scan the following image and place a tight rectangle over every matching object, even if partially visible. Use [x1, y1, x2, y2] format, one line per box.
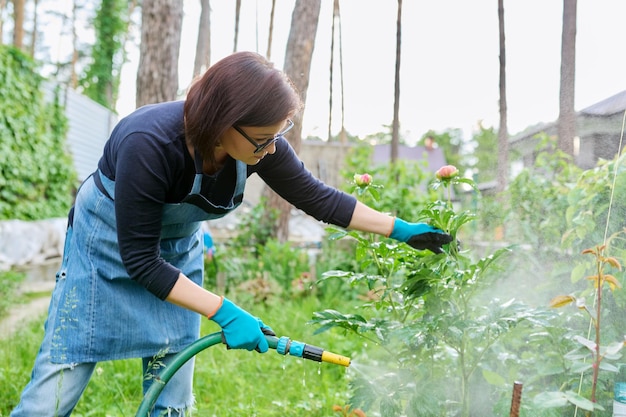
[63, 89, 118, 181]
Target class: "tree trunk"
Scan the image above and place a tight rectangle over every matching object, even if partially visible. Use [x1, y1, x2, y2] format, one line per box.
[0, 0, 6, 43]
[136, 0, 183, 107]
[193, 0, 211, 78]
[390, 0, 402, 163]
[70, 0, 79, 89]
[28, 0, 38, 56]
[557, 0, 577, 157]
[233, 0, 241, 52]
[328, 0, 337, 142]
[263, 0, 321, 243]
[327, 0, 346, 144]
[266, 0, 276, 59]
[12, 0, 25, 50]
[497, 0, 508, 193]
[117, 0, 139, 102]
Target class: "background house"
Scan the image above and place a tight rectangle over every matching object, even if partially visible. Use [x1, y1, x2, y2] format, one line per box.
[510, 90, 626, 169]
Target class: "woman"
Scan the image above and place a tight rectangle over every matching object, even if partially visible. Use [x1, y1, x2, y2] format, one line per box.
[11, 51, 451, 416]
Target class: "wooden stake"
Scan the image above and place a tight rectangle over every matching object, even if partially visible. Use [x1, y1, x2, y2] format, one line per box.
[509, 381, 523, 417]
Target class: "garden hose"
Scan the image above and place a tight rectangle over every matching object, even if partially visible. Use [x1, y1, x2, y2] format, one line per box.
[135, 331, 350, 416]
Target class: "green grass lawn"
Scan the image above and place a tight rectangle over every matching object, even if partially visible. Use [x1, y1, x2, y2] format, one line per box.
[1, 296, 360, 417]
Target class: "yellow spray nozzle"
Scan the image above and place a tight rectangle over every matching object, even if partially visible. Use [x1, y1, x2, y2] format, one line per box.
[274, 336, 351, 367]
[322, 350, 351, 367]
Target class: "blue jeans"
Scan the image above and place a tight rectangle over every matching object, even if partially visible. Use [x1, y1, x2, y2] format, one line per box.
[10, 275, 195, 417]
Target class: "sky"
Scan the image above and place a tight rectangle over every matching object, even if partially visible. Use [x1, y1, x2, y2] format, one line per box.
[86, 1, 626, 144]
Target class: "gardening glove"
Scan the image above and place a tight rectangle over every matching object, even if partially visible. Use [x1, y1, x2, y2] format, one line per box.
[388, 217, 453, 254]
[209, 297, 271, 353]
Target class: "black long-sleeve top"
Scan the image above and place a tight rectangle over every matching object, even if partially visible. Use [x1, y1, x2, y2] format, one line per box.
[97, 101, 357, 299]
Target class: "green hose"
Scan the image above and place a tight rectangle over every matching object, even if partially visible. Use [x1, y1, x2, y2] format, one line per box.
[135, 331, 349, 416]
[135, 332, 279, 416]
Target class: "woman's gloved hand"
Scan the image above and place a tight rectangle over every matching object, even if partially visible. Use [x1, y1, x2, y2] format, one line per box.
[389, 218, 453, 254]
[209, 297, 272, 352]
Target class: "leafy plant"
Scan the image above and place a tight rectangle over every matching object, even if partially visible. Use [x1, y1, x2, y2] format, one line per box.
[79, 0, 128, 109]
[563, 152, 626, 255]
[0, 46, 77, 220]
[541, 243, 624, 415]
[339, 143, 437, 219]
[506, 134, 582, 250]
[212, 200, 312, 300]
[312, 169, 546, 416]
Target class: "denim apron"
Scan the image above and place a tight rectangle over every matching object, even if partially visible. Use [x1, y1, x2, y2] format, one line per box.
[50, 153, 247, 363]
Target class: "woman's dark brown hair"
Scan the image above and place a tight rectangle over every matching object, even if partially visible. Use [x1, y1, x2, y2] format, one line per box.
[184, 51, 303, 165]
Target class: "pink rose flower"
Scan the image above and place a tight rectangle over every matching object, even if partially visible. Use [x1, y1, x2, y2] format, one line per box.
[435, 165, 459, 180]
[353, 173, 372, 186]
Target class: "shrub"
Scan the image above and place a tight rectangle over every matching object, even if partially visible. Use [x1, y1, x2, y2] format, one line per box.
[0, 46, 76, 220]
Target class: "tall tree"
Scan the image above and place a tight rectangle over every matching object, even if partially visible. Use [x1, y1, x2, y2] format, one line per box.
[136, 0, 183, 107]
[233, 0, 241, 52]
[390, 0, 402, 163]
[266, 0, 276, 59]
[28, 0, 38, 56]
[12, 0, 25, 50]
[193, 0, 211, 78]
[557, 0, 577, 157]
[327, 0, 346, 144]
[69, 0, 79, 88]
[0, 0, 6, 42]
[80, 0, 127, 109]
[471, 123, 498, 183]
[264, 0, 321, 243]
[496, 0, 508, 192]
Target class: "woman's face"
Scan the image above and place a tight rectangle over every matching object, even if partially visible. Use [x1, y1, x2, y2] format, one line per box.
[221, 119, 288, 165]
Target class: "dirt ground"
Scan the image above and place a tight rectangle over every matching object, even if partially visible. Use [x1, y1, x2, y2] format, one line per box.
[0, 281, 54, 339]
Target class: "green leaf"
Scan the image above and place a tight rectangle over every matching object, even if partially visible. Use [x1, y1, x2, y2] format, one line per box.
[563, 390, 602, 411]
[533, 391, 569, 408]
[569, 361, 592, 374]
[367, 186, 380, 201]
[481, 369, 506, 387]
[599, 361, 619, 372]
[309, 309, 374, 335]
[327, 229, 350, 241]
[573, 335, 596, 352]
[604, 341, 626, 357]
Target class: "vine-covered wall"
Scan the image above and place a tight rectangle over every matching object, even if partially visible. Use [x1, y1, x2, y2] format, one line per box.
[0, 46, 77, 220]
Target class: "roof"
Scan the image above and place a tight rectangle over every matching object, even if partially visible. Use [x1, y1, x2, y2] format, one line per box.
[511, 90, 626, 144]
[580, 90, 626, 117]
[510, 121, 555, 144]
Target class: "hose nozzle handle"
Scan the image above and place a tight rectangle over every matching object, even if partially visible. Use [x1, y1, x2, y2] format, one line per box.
[271, 336, 351, 367]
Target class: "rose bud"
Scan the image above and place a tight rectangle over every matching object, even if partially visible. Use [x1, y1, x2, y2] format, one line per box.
[435, 165, 459, 180]
[354, 173, 372, 186]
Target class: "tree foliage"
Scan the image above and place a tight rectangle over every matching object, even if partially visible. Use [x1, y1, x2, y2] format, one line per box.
[79, 0, 128, 109]
[471, 122, 498, 183]
[0, 46, 76, 220]
[418, 128, 467, 174]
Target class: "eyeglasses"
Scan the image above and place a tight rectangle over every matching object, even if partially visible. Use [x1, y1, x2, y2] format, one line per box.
[233, 119, 294, 154]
